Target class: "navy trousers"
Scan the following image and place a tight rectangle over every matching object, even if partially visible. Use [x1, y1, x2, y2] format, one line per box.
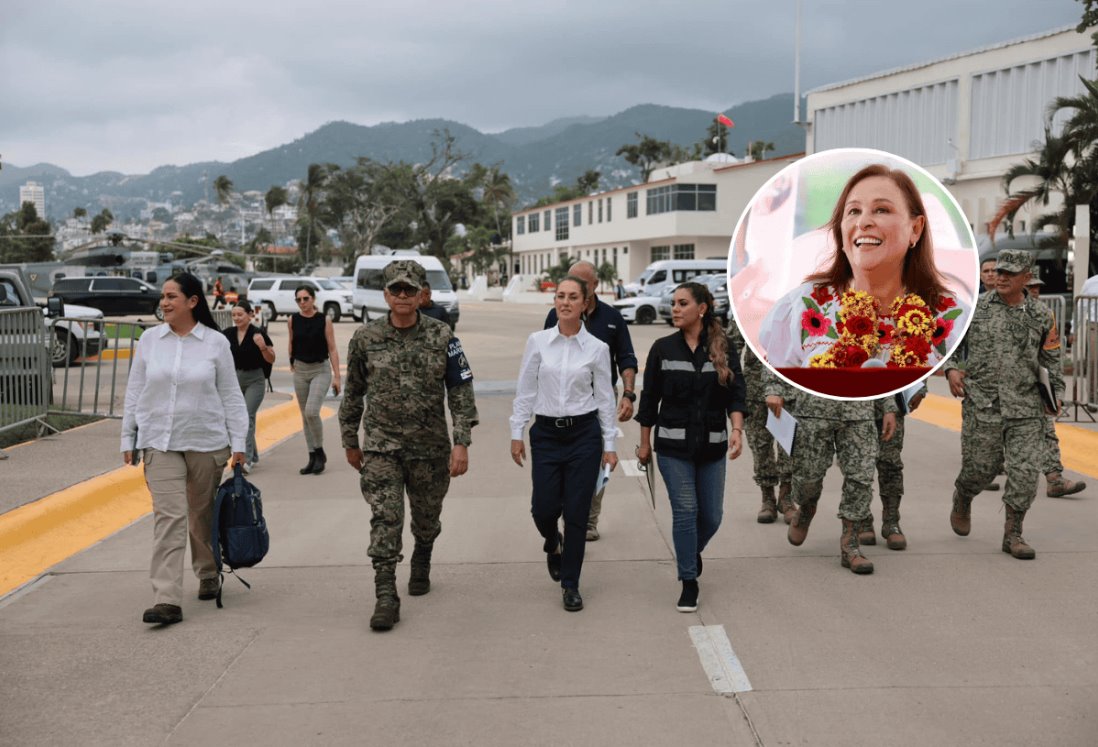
[529, 415, 602, 590]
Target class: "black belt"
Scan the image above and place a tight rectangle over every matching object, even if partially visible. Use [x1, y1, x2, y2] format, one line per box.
[535, 411, 597, 429]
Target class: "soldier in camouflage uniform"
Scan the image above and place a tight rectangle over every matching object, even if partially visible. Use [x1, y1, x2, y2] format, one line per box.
[728, 324, 793, 523]
[857, 384, 927, 551]
[764, 371, 897, 574]
[339, 260, 478, 631]
[945, 249, 1063, 559]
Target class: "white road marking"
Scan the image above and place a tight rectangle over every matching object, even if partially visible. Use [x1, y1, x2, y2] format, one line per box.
[689, 624, 753, 694]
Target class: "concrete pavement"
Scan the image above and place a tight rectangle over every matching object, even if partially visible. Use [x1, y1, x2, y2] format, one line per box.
[1, 301, 1096, 745]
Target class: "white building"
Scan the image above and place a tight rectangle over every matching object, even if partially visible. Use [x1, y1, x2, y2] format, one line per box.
[511, 154, 799, 287]
[19, 181, 46, 219]
[805, 26, 1095, 238]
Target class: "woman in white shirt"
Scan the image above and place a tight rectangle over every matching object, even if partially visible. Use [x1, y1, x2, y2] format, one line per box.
[510, 276, 618, 612]
[122, 272, 248, 626]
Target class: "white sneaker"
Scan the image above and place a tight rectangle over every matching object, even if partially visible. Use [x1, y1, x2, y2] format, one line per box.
[242, 462, 253, 475]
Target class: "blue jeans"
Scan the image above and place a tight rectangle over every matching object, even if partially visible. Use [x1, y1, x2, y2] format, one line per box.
[657, 454, 726, 581]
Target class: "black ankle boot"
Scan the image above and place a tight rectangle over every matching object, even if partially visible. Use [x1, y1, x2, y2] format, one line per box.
[299, 450, 317, 475]
[312, 447, 327, 474]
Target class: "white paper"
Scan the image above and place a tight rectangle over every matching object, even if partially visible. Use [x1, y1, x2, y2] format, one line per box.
[766, 409, 797, 457]
[594, 462, 612, 495]
[896, 383, 922, 415]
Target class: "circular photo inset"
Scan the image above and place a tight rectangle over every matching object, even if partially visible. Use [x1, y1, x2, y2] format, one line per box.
[728, 148, 979, 400]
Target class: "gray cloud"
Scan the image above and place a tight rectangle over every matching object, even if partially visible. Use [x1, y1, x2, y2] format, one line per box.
[0, 0, 1084, 174]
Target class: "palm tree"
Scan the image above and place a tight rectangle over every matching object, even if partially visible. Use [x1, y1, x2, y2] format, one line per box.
[213, 175, 234, 206]
[297, 164, 328, 267]
[988, 127, 1074, 242]
[748, 141, 775, 161]
[480, 166, 515, 241]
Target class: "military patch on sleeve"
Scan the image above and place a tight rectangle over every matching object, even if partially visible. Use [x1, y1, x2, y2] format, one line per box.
[445, 337, 474, 387]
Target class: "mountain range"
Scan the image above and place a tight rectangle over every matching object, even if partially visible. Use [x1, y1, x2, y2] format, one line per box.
[0, 94, 805, 222]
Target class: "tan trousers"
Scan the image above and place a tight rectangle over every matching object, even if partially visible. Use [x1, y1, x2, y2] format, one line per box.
[144, 447, 231, 606]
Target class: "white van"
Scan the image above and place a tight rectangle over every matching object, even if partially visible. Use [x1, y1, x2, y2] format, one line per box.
[629, 259, 727, 299]
[353, 252, 460, 327]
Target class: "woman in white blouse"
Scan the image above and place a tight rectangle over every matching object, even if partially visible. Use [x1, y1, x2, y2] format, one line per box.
[510, 276, 618, 612]
[122, 272, 248, 626]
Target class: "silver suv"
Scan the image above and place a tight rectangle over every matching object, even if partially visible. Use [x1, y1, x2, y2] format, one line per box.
[657, 273, 730, 326]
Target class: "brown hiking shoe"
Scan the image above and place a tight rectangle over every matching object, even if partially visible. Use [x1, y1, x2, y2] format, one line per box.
[880, 495, 907, 551]
[777, 482, 794, 524]
[198, 577, 221, 600]
[840, 519, 874, 574]
[787, 501, 817, 546]
[757, 486, 778, 524]
[950, 490, 972, 536]
[1046, 473, 1086, 498]
[142, 603, 182, 625]
[1002, 506, 1036, 559]
[857, 514, 876, 545]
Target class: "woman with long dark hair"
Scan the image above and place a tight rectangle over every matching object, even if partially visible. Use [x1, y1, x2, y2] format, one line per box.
[121, 272, 247, 625]
[288, 284, 341, 475]
[759, 164, 968, 370]
[223, 299, 275, 474]
[510, 276, 618, 612]
[636, 281, 747, 612]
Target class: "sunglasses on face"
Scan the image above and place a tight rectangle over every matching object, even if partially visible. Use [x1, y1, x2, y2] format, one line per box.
[994, 269, 1020, 277]
[295, 296, 312, 302]
[388, 284, 421, 297]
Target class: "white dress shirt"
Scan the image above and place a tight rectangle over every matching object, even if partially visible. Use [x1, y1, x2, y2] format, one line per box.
[121, 322, 248, 453]
[509, 324, 617, 451]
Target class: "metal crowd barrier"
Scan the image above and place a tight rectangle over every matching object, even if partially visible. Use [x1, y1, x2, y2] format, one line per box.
[1072, 295, 1098, 421]
[0, 308, 51, 453]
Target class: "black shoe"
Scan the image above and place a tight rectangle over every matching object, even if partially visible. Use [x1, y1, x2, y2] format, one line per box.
[562, 587, 583, 612]
[676, 580, 699, 613]
[312, 447, 327, 475]
[696, 553, 703, 578]
[299, 450, 318, 475]
[198, 577, 220, 600]
[142, 603, 182, 625]
[546, 532, 562, 582]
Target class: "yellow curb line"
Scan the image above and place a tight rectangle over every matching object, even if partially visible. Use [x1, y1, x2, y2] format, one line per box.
[911, 393, 1098, 479]
[0, 398, 335, 597]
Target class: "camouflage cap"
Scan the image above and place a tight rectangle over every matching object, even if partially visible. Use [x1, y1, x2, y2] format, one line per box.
[1025, 268, 1044, 286]
[995, 249, 1032, 274]
[382, 259, 427, 289]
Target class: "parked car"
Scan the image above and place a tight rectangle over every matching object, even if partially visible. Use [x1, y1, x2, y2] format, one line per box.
[612, 294, 661, 325]
[657, 273, 729, 325]
[246, 276, 354, 322]
[1, 268, 104, 367]
[49, 276, 163, 320]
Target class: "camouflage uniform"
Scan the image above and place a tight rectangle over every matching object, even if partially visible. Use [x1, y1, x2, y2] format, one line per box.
[946, 262, 1062, 516]
[339, 274, 478, 582]
[730, 325, 793, 489]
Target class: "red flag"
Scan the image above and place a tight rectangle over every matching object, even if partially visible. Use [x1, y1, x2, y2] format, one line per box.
[716, 113, 734, 128]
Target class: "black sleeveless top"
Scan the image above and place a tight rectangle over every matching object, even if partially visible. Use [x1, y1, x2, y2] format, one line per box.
[291, 313, 328, 363]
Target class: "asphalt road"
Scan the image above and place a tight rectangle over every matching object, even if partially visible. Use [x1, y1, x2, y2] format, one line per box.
[2, 299, 1095, 746]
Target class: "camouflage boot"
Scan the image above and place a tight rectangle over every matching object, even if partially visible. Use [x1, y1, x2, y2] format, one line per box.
[950, 490, 972, 536]
[370, 570, 401, 631]
[756, 486, 778, 524]
[840, 519, 874, 574]
[777, 482, 795, 525]
[857, 513, 876, 545]
[880, 495, 907, 551]
[787, 499, 818, 547]
[1002, 506, 1036, 560]
[1046, 472, 1086, 498]
[408, 543, 432, 596]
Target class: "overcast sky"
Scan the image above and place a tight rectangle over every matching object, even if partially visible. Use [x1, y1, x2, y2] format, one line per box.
[0, 0, 1087, 175]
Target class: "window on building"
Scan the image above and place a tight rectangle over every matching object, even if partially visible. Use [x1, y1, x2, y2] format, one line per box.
[612, 247, 618, 270]
[646, 184, 717, 215]
[672, 243, 695, 260]
[627, 191, 638, 218]
[544, 210, 551, 232]
[606, 197, 612, 222]
[598, 199, 603, 223]
[528, 212, 539, 232]
[573, 204, 582, 227]
[651, 245, 671, 262]
[516, 215, 525, 235]
[588, 201, 593, 224]
[555, 207, 569, 241]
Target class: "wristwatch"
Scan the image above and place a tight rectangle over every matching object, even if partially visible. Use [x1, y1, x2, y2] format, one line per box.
[621, 390, 637, 402]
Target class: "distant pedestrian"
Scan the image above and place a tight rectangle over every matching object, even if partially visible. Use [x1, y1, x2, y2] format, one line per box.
[212, 276, 225, 310]
[945, 249, 1063, 559]
[419, 281, 452, 328]
[512, 275, 618, 612]
[543, 260, 638, 541]
[289, 284, 341, 475]
[121, 272, 247, 626]
[636, 281, 746, 611]
[340, 260, 478, 631]
[223, 300, 275, 474]
[979, 258, 997, 293]
[614, 279, 626, 300]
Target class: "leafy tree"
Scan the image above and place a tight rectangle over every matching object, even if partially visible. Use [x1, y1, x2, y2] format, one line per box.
[323, 157, 402, 268]
[264, 185, 288, 218]
[475, 164, 516, 242]
[748, 141, 775, 160]
[1078, 0, 1098, 57]
[616, 133, 676, 183]
[151, 207, 171, 223]
[596, 261, 617, 294]
[213, 175, 234, 206]
[0, 203, 54, 262]
[700, 119, 733, 156]
[545, 254, 575, 283]
[576, 170, 601, 194]
[72, 207, 87, 220]
[90, 208, 114, 235]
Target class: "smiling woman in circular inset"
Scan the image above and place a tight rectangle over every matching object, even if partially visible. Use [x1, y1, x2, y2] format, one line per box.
[730, 149, 978, 399]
